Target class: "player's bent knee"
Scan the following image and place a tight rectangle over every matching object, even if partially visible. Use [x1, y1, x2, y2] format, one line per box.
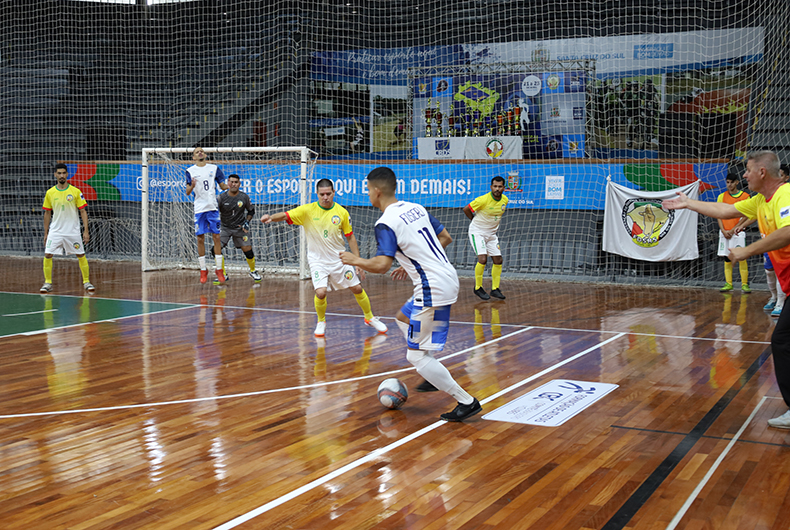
[243, 249, 255, 259]
[406, 348, 430, 369]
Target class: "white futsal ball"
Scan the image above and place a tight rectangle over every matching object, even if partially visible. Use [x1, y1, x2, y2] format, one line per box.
[377, 378, 408, 409]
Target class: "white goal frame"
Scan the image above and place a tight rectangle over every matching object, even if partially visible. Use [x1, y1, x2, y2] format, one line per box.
[140, 146, 316, 278]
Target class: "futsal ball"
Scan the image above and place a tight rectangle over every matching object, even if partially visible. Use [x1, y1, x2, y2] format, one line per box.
[377, 378, 408, 410]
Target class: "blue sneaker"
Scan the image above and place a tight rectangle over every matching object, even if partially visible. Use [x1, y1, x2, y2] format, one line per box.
[765, 299, 777, 311]
[772, 305, 783, 318]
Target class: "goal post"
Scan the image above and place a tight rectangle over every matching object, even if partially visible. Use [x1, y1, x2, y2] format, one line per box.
[140, 146, 317, 278]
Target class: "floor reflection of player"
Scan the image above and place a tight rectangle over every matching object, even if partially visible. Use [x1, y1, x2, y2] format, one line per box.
[44, 296, 91, 403]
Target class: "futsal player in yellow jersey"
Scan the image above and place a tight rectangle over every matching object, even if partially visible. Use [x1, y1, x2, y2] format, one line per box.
[664, 151, 790, 429]
[40, 163, 94, 294]
[260, 179, 388, 338]
[463, 176, 509, 300]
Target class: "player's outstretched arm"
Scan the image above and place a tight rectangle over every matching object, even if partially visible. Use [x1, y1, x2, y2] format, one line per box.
[260, 212, 287, 224]
[663, 191, 742, 220]
[340, 252, 393, 275]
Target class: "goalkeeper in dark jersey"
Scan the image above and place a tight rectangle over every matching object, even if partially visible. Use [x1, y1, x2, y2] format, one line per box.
[215, 174, 262, 283]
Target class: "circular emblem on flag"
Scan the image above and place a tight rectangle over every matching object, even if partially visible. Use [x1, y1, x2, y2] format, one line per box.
[66, 194, 73, 202]
[546, 74, 561, 90]
[331, 215, 341, 225]
[621, 198, 674, 248]
[486, 138, 505, 159]
[237, 201, 244, 208]
[344, 270, 354, 281]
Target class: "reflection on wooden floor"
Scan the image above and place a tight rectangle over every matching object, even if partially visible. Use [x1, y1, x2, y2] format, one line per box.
[0, 256, 787, 530]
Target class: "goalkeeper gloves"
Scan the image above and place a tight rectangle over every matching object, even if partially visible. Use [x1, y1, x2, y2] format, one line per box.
[241, 220, 250, 232]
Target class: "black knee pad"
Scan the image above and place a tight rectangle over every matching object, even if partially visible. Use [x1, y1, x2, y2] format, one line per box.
[244, 249, 255, 259]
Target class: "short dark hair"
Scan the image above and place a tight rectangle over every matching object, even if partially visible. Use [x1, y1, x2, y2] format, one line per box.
[316, 178, 334, 191]
[54, 163, 68, 172]
[725, 173, 740, 182]
[492, 176, 505, 185]
[781, 164, 789, 175]
[228, 173, 240, 181]
[367, 167, 397, 195]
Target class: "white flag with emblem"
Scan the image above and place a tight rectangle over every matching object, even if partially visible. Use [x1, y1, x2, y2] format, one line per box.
[603, 180, 700, 261]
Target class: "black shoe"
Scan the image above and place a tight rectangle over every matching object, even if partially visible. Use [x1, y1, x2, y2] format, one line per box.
[440, 398, 482, 422]
[416, 379, 439, 392]
[490, 288, 506, 300]
[474, 287, 490, 300]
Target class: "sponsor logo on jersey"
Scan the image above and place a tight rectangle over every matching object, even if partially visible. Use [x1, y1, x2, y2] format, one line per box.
[331, 215, 341, 225]
[781, 206, 790, 219]
[66, 194, 74, 202]
[237, 201, 244, 208]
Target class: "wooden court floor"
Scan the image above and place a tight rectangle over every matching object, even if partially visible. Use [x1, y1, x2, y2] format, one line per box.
[0, 255, 788, 530]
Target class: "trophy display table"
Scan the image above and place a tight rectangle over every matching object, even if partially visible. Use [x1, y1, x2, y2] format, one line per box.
[416, 136, 523, 160]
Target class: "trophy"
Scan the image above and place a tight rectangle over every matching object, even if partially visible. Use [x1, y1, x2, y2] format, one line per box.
[448, 115, 456, 137]
[434, 103, 443, 137]
[513, 105, 522, 135]
[464, 113, 472, 137]
[484, 116, 492, 137]
[472, 111, 480, 137]
[506, 104, 514, 135]
[496, 112, 504, 136]
[424, 98, 433, 138]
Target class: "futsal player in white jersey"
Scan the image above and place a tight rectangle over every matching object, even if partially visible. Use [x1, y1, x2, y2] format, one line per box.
[341, 166, 482, 422]
[185, 147, 228, 284]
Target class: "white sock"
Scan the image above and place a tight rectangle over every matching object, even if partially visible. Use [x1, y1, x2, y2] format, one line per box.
[408, 350, 473, 405]
[198, 255, 207, 270]
[215, 254, 223, 271]
[767, 269, 778, 300]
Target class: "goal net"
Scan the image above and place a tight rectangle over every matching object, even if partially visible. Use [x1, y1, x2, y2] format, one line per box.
[1, 2, 788, 288]
[141, 147, 316, 277]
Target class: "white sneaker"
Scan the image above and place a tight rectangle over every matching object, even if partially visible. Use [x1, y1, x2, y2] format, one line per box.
[249, 270, 262, 282]
[365, 316, 388, 334]
[314, 321, 326, 337]
[84, 282, 95, 293]
[40, 283, 52, 293]
[768, 410, 790, 429]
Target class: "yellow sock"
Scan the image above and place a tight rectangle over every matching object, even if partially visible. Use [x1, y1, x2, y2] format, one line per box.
[247, 257, 256, 272]
[739, 261, 748, 285]
[492, 264, 502, 290]
[354, 290, 374, 320]
[474, 307, 484, 343]
[314, 346, 326, 379]
[724, 261, 733, 284]
[314, 295, 327, 321]
[475, 262, 485, 289]
[222, 255, 227, 275]
[737, 295, 748, 325]
[78, 255, 90, 283]
[722, 294, 732, 322]
[43, 257, 53, 283]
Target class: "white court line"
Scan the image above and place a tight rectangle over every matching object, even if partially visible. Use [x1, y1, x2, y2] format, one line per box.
[210, 332, 627, 530]
[0, 326, 538, 419]
[9, 306, 196, 338]
[667, 395, 771, 529]
[2, 309, 58, 317]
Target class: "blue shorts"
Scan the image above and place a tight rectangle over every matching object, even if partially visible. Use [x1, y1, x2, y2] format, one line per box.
[400, 298, 451, 351]
[195, 211, 221, 236]
[765, 253, 774, 270]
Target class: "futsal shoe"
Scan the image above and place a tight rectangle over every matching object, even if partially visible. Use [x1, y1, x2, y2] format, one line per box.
[490, 288, 506, 300]
[764, 299, 777, 311]
[249, 270, 262, 282]
[314, 320, 326, 337]
[474, 287, 490, 300]
[440, 398, 482, 422]
[720, 283, 733, 292]
[200, 270, 208, 284]
[365, 316, 388, 334]
[768, 410, 790, 429]
[416, 379, 439, 392]
[742, 283, 751, 293]
[40, 283, 52, 293]
[772, 305, 783, 318]
[214, 274, 230, 285]
[215, 269, 226, 285]
[83, 282, 95, 293]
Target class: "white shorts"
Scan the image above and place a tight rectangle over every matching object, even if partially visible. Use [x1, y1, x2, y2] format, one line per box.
[469, 232, 501, 257]
[717, 231, 746, 257]
[45, 233, 85, 256]
[310, 260, 360, 291]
